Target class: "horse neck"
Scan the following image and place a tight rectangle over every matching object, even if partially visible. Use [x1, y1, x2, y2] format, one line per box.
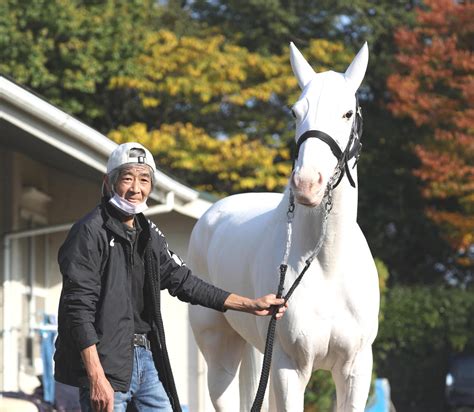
[290, 168, 359, 271]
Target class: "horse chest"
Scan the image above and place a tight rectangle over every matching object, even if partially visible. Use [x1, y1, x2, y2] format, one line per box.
[277, 277, 368, 369]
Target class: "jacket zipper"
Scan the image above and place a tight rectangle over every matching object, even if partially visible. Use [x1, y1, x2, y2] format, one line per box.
[125, 241, 135, 390]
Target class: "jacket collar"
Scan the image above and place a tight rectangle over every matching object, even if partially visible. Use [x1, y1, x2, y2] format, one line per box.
[101, 197, 151, 242]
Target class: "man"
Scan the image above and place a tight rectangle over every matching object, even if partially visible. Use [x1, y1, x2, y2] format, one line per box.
[54, 142, 286, 412]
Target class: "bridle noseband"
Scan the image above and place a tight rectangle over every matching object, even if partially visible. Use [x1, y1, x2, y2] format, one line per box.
[293, 98, 364, 189]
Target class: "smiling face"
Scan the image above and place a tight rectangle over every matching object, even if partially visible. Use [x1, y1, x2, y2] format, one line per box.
[289, 42, 368, 207]
[110, 164, 153, 203]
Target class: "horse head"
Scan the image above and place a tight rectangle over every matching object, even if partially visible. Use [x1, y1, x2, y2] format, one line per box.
[289, 42, 369, 207]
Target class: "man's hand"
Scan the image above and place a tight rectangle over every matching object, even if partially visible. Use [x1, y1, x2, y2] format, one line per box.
[81, 345, 114, 411]
[89, 374, 114, 412]
[224, 293, 288, 319]
[251, 294, 288, 319]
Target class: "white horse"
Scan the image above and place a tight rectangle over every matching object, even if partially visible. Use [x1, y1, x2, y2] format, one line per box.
[187, 42, 379, 412]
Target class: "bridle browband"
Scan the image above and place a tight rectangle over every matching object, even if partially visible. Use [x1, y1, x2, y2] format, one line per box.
[293, 97, 364, 189]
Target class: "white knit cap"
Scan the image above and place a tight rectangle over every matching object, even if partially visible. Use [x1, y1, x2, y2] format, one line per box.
[106, 142, 156, 174]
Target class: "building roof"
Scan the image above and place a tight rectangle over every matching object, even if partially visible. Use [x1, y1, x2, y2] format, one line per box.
[0, 75, 212, 219]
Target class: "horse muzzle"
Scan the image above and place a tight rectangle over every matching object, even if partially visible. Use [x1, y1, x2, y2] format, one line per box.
[291, 171, 325, 207]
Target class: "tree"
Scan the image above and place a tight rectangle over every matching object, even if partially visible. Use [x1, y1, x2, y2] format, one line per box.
[0, 0, 159, 131]
[189, 0, 420, 99]
[190, 0, 336, 56]
[188, 0, 451, 282]
[387, 0, 474, 277]
[375, 285, 474, 411]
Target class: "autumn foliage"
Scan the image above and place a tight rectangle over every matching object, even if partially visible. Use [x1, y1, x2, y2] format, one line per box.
[108, 30, 351, 196]
[109, 122, 292, 195]
[387, 0, 474, 256]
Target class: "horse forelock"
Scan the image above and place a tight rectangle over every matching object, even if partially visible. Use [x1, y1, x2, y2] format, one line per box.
[295, 71, 356, 135]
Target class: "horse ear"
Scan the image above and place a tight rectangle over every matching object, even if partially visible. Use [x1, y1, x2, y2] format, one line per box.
[344, 42, 369, 92]
[290, 42, 316, 90]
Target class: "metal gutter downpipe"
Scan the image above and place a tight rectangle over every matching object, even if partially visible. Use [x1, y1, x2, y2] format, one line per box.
[2, 234, 12, 392]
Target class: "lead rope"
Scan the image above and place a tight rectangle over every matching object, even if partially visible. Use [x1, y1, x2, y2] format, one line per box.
[250, 174, 337, 412]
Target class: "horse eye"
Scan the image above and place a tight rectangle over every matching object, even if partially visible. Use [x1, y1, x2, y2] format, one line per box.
[291, 109, 297, 119]
[343, 110, 353, 119]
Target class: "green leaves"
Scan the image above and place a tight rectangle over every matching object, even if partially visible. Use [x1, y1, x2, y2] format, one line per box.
[0, 0, 156, 128]
[375, 285, 474, 410]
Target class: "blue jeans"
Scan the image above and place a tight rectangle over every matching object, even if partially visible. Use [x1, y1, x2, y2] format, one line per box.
[79, 346, 172, 411]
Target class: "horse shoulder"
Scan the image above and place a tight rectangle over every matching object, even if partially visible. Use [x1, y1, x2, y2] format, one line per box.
[188, 192, 284, 287]
[194, 192, 283, 250]
[206, 192, 283, 221]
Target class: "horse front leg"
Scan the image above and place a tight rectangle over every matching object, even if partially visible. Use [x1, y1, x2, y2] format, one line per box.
[190, 306, 245, 412]
[269, 343, 313, 411]
[332, 346, 373, 412]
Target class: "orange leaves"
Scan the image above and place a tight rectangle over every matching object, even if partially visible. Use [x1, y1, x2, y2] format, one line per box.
[426, 208, 474, 251]
[387, 0, 474, 252]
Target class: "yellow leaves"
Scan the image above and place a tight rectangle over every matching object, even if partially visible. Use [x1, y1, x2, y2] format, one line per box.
[306, 39, 353, 72]
[239, 177, 257, 190]
[246, 54, 259, 68]
[276, 162, 292, 174]
[109, 76, 155, 92]
[108, 122, 291, 196]
[226, 65, 247, 82]
[109, 29, 304, 107]
[141, 96, 160, 108]
[145, 30, 179, 53]
[264, 176, 278, 191]
[426, 208, 474, 253]
[108, 28, 354, 118]
[108, 123, 150, 146]
[106, 30, 350, 196]
[308, 39, 342, 60]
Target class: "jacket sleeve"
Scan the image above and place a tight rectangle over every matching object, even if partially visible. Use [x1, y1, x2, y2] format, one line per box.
[58, 222, 105, 351]
[156, 235, 230, 312]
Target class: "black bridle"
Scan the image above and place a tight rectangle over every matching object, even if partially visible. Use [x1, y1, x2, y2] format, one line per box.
[293, 98, 364, 189]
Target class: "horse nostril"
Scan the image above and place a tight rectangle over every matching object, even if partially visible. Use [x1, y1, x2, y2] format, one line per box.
[293, 173, 309, 190]
[317, 172, 323, 186]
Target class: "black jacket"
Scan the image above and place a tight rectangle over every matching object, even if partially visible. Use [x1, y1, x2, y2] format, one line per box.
[54, 201, 229, 396]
